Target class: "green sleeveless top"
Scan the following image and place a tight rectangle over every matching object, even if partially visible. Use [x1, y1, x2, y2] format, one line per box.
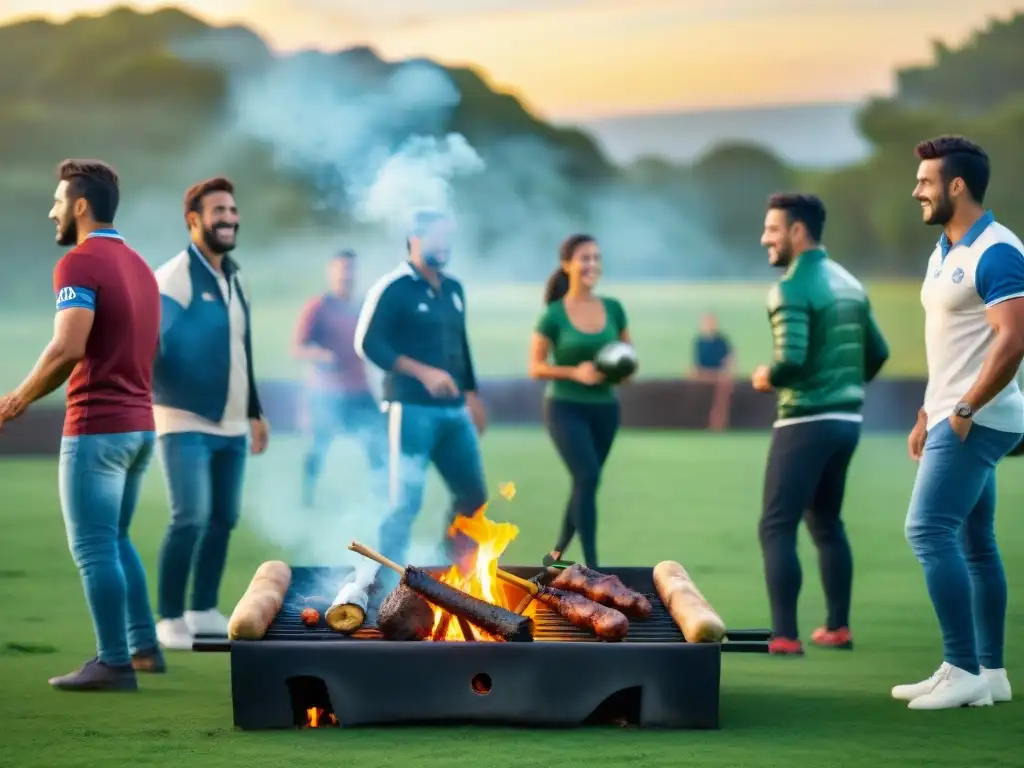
[534, 297, 628, 403]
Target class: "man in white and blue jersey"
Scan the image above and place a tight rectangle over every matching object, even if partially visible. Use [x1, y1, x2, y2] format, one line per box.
[893, 136, 1024, 710]
[354, 210, 488, 583]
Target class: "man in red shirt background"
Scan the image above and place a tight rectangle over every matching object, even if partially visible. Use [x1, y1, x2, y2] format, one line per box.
[294, 250, 387, 508]
[0, 159, 164, 691]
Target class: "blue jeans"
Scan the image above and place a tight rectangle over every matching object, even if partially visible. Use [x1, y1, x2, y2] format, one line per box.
[58, 431, 159, 666]
[156, 432, 247, 620]
[905, 420, 1022, 673]
[378, 403, 487, 577]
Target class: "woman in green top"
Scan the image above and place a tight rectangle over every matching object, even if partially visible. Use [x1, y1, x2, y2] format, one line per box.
[528, 233, 633, 568]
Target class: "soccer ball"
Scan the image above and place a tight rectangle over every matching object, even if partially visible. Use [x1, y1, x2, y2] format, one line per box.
[594, 341, 638, 384]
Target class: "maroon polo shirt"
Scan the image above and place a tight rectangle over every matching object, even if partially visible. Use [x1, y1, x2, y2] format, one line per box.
[294, 293, 368, 393]
[53, 229, 159, 436]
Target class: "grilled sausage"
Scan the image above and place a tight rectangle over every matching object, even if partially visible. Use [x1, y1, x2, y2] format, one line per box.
[536, 587, 629, 641]
[550, 564, 652, 618]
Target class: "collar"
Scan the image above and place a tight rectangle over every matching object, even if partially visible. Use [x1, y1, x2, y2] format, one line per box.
[939, 209, 994, 258]
[406, 259, 445, 286]
[188, 243, 237, 279]
[85, 228, 124, 241]
[784, 246, 825, 277]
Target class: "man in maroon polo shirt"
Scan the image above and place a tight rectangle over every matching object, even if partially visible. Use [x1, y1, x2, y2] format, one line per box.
[294, 249, 387, 508]
[0, 159, 163, 691]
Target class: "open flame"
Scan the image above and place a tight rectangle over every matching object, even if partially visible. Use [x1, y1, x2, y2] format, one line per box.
[429, 503, 519, 641]
[304, 707, 338, 728]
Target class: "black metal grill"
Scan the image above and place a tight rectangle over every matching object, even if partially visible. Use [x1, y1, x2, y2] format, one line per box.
[198, 565, 769, 730]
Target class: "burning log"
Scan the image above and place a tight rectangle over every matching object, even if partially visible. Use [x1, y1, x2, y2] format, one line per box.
[548, 564, 652, 619]
[495, 569, 629, 641]
[347, 541, 534, 643]
[377, 585, 435, 641]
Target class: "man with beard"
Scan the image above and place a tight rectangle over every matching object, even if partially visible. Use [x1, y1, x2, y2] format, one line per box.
[293, 249, 387, 508]
[150, 177, 269, 650]
[355, 209, 488, 590]
[752, 192, 890, 656]
[891, 136, 1024, 710]
[0, 159, 163, 690]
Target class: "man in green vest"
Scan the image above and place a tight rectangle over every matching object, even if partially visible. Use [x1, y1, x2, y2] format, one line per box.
[751, 192, 890, 655]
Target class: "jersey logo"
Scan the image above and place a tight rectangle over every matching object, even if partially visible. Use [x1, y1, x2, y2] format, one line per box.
[951, 267, 965, 284]
[452, 292, 463, 312]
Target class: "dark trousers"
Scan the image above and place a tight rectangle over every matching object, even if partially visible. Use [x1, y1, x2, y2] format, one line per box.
[543, 398, 620, 568]
[759, 418, 861, 640]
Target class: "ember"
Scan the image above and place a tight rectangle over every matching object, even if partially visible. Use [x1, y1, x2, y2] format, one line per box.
[304, 707, 338, 728]
[429, 505, 519, 641]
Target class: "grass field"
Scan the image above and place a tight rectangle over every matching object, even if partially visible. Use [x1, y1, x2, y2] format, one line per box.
[0, 280, 926, 397]
[0, 429, 1021, 768]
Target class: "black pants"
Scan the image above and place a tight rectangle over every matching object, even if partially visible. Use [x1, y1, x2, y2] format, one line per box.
[543, 398, 620, 567]
[760, 418, 861, 639]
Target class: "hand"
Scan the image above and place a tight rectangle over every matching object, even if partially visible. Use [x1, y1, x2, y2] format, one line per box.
[949, 413, 972, 443]
[751, 365, 772, 392]
[466, 391, 487, 435]
[418, 366, 460, 398]
[0, 392, 27, 432]
[908, 414, 927, 461]
[572, 361, 605, 386]
[250, 417, 270, 455]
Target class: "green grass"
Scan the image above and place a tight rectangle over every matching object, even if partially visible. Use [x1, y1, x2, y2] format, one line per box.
[0, 280, 926, 397]
[0, 429, 1021, 767]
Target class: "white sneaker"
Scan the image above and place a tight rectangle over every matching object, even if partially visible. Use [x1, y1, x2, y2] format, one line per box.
[157, 618, 194, 651]
[982, 667, 1012, 703]
[906, 663, 993, 710]
[185, 609, 229, 636]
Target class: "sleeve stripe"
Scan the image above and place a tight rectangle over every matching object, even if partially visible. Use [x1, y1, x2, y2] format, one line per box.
[55, 286, 96, 311]
[353, 263, 410, 359]
[986, 291, 1024, 308]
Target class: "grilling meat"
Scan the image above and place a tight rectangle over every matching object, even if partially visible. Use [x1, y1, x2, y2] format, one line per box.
[376, 584, 435, 641]
[535, 587, 629, 641]
[549, 564, 652, 619]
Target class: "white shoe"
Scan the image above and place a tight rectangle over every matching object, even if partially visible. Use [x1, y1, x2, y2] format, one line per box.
[185, 609, 229, 636]
[982, 667, 1012, 703]
[157, 618, 194, 651]
[906, 663, 992, 710]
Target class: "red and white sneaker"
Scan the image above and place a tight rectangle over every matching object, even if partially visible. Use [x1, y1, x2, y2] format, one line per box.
[810, 626, 854, 649]
[768, 637, 804, 655]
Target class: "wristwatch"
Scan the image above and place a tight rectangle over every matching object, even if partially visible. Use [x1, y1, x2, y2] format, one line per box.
[954, 401, 975, 419]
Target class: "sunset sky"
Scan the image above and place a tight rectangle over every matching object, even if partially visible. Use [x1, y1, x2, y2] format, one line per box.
[2, 0, 1021, 118]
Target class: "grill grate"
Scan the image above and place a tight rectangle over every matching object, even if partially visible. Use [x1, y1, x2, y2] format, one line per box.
[254, 566, 766, 645]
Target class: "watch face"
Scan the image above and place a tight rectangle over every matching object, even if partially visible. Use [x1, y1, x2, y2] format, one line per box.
[956, 403, 972, 417]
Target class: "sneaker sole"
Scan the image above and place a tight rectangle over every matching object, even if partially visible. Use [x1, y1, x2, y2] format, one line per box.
[811, 640, 854, 650]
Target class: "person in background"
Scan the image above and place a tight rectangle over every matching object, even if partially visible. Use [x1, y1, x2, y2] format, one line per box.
[293, 249, 387, 508]
[690, 312, 734, 430]
[0, 159, 164, 690]
[528, 233, 632, 569]
[354, 209, 488, 586]
[753, 192, 889, 656]
[893, 136, 1024, 710]
[151, 177, 269, 651]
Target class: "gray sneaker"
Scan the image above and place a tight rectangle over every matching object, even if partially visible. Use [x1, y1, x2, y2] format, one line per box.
[48, 657, 138, 692]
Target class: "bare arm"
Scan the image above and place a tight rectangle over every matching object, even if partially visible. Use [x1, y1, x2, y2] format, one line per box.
[961, 298, 1024, 411]
[8, 308, 93, 414]
[528, 332, 579, 381]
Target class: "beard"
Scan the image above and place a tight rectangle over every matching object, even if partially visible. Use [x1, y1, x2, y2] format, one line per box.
[56, 217, 77, 247]
[769, 241, 793, 268]
[922, 192, 954, 226]
[203, 223, 238, 254]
